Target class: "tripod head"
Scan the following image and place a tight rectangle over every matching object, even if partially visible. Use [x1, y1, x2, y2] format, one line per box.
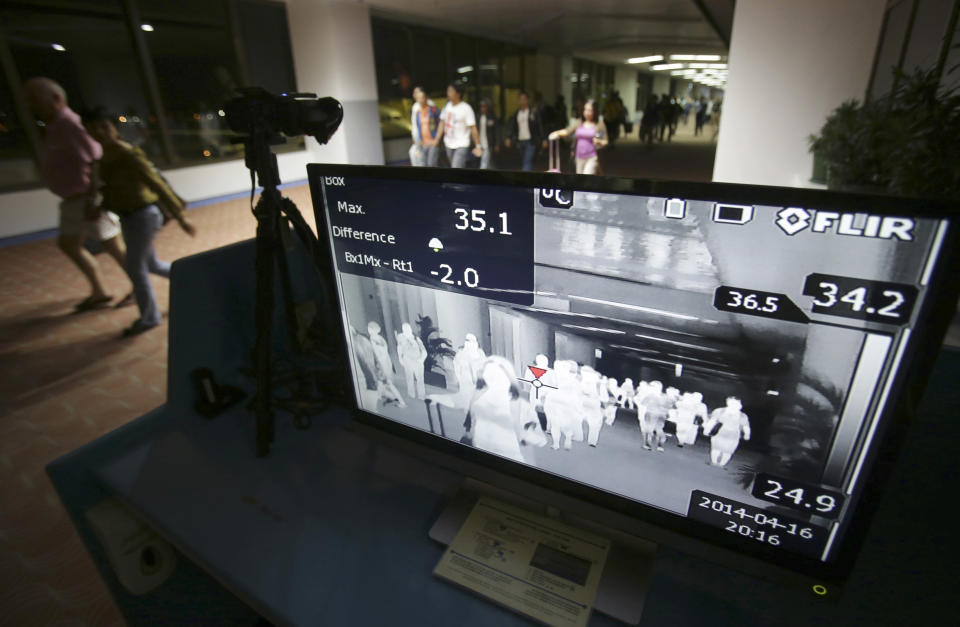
[224, 87, 343, 189]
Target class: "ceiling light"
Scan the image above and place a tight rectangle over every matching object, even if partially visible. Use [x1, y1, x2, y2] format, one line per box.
[457, 65, 473, 74]
[707, 63, 728, 69]
[651, 63, 684, 71]
[51, 43, 66, 52]
[141, 23, 154, 32]
[561, 324, 625, 335]
[670, 54, 722, 61]
[627, 55, 663, 64]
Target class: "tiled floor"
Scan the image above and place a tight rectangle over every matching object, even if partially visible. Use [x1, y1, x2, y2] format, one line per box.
[0, 186, 315, 626]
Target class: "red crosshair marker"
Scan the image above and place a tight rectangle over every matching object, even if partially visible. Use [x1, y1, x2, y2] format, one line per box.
[518, 365, 557, 399]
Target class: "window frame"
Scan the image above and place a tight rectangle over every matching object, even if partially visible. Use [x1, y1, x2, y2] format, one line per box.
[0, 0, 299, 192]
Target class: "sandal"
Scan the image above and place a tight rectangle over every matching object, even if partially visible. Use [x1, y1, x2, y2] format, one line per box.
[122, 320, 160, 337]
[74, 294, 112, 312]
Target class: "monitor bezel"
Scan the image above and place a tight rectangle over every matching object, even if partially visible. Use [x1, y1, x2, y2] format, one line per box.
[306, 163, 960, 585]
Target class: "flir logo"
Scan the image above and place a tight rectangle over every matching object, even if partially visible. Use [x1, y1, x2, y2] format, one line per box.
[775, 207, 915, 241]
[324, 176, 345, 186]
[539, 188, 574, 208]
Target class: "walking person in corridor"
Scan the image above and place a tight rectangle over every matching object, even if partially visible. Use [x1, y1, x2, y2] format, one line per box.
[25, 77, 131, 312]
[83, 108, 197, 336]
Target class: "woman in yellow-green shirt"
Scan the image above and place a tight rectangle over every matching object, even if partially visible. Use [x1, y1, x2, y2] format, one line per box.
[82, 108, 197, 337]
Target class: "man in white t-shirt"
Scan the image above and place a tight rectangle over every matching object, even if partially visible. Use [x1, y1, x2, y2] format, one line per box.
[435, 83, 482, 168]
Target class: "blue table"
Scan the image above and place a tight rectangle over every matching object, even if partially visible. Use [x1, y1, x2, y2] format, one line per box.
[48, 240, 960, 626]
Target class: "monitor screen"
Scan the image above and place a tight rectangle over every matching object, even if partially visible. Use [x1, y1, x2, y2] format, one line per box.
[308, 165, 957, 580]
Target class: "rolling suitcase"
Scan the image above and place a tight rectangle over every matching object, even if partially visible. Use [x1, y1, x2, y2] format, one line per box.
[424, 398, 446, 436]
[547, 137, 562, 173]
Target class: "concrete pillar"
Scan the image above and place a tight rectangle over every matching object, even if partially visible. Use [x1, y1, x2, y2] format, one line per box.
[712, 0, 885, 188]
[614, 66, 637, 117]
[651, 74, 671, 98]
[533, 53, 559, 104]
[560, 55, 574, 121]
[709, 0, 890, 486]
[286, 0, 384, 166]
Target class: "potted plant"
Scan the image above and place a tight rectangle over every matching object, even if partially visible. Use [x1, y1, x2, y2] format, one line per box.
[809, 66, 960, 200]
[415, 314, 456, 388]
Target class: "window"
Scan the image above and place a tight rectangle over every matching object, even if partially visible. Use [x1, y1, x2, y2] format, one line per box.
[449, 36, 478, 105]
[137, 0, 227, 24]
[0, 65, 39, 189]
[410, 28, 448, 100]
[2, 2, 163, 173]
[501, 45, 524, 117]
[236, 0, 297, 96]
[139, 19, 243, 162]
[372, 19, 414, 141]
[370, 16, 534, 150]
[477, 41, 503, 118]
[0, 0, 300, 191]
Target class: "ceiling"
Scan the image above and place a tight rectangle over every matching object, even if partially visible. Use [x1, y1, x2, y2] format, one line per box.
[366, 0, 734, 65]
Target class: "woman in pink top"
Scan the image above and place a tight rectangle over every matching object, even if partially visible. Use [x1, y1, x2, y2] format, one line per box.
[548, 100, 608, 174]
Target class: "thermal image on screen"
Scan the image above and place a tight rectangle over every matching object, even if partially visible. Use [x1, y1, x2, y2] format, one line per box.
[314, 173, 949, 564]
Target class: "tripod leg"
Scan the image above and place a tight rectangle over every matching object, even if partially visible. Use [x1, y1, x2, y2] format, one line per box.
[253, 191, 280, 457]
[424, 399, 435, 434]
[275, 219, 303, 354]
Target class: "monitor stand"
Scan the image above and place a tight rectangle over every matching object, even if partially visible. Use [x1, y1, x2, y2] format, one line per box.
[429, 478, 657, 625]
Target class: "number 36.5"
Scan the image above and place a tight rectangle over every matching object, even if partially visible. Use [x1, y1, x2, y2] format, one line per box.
[727, 290, 779, 313]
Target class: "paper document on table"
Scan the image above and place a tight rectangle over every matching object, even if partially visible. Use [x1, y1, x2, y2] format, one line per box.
[434, 496, 610, 627]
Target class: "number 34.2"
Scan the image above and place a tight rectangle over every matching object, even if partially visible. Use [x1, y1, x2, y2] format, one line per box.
[811, 282, 905, 318]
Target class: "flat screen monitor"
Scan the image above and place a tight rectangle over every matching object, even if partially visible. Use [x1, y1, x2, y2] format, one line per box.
[307, 164, 959, 584]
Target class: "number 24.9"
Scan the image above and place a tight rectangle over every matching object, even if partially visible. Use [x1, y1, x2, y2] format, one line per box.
[762, 479, 837, 513]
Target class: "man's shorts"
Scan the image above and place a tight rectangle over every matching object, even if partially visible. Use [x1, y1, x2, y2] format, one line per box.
[59, 195, 121, 240]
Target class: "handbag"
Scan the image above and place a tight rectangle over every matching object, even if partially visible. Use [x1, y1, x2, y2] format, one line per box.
[460, 410, 476, 446]
[460, 410, 474, 446]
[145, 157, 186, 224]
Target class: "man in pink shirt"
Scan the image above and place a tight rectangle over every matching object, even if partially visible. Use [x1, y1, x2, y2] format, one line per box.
[25, 77, 129, 311]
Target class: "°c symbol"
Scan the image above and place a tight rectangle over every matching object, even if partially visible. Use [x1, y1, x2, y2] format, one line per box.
[812, 584, 828, 596]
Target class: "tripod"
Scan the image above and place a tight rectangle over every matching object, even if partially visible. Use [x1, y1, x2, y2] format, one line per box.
[244, 132, 337, 457]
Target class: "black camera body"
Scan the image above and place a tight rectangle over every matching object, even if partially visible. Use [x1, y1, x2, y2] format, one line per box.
[224, 87, 342, 144]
